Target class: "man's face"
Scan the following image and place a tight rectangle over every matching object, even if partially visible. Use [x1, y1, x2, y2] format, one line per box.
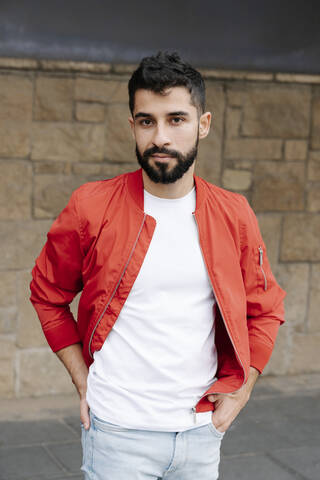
[129, 87, 201, 184]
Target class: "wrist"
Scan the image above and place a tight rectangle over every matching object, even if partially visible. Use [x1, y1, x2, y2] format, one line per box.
[72, 376, 88, 399]
[245, 367, 260, 393]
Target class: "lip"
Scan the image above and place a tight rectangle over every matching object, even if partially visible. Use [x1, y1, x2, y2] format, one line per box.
[151, 155, 173, 161]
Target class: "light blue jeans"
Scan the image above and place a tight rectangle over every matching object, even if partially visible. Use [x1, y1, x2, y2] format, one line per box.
[81, 410, 224, 479]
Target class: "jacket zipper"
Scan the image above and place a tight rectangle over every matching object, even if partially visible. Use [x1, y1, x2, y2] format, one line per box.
[191, 213, 246, 423]
[258, 246, 267, 291]
[88, 213, 147, 359]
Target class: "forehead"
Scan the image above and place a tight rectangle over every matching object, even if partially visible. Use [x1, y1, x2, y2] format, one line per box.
[133, 86, 196, 115]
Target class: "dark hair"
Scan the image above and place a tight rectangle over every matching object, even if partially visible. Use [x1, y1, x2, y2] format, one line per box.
[128, 51, 205, 115]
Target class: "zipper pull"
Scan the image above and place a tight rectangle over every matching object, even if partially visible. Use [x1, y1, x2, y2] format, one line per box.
[191, 407, 197, 424]
[258, 246, 267, 291]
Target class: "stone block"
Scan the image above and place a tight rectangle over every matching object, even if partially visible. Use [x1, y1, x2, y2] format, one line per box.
[0, 120, 31, 158]
[110, 81, 129, 103]
[76, 102, 105, 122]
[252, 162, 304, 211]
[75, 77, 118, 102]
[100, 162, 137, 177]
[18, 348, 74, 396]
[311, 95, 320, 149]
[310, 150, 320, 162]
[308, 264, 320, 333]
[281, 214, 320, 261]
[0, 272, 16, 308]
[16, 270, 48, 348]
[288, 332, 320, 374]
[256, 214, 282, 268]
[222, 169, 252, 190]
[307, 184, 320, 212]
[0, 336, 15, 397]
[34, 174, 99, 218]
[34, 76, 73, 121]
[105, 104, 136, 163]
[31, 123, 105, 162]
[225, 107, 241, 138]
[33, 161, 70, 174]
[284, 140, 308, 161]
[72, 162, 136, 177]
[308, 160, 320, 181]
[225, 138, 282, 160]
[231, 160, 253, 170]
[0, 220, 52, 270]
[72, 163, 102, 176]
[263, 323, 289, 376]
[196, 84, 225, 185]
[226, 84, 246, 107]
[0, 75, 32, 157]
[0, 306, 16, 336]
[0, 160, 32, 220]
[274, 263, 309, 329]
[242, 84, 311, 138]
[0, 74, 33, 121]
[0, 272, 17, 335]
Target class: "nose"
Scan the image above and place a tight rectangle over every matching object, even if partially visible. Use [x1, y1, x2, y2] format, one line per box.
[151, 123, 170, 148]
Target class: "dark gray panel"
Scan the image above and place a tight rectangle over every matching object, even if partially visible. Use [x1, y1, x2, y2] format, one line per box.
[0, 0, 319, 73]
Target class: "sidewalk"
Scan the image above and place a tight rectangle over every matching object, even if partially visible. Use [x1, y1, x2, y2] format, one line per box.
[0, 374, 319, 480]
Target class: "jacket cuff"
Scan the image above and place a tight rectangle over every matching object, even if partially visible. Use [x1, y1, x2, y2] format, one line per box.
[43, 320, 81, 353]
[249, 338, 276, 374]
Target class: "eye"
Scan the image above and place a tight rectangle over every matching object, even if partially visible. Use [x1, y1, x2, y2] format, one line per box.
[139, 119, 153, 126]
[171, 117, 184, 125]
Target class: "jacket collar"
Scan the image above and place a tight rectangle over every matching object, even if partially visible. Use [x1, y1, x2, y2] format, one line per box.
[126, 168, 207, 212]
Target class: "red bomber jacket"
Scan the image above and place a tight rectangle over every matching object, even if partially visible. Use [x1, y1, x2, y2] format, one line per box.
[30, 168, 286, 414]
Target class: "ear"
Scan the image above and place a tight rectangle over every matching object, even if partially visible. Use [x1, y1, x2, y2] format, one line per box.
[198, 111, 212, 139]
[128, 116, 135, 140]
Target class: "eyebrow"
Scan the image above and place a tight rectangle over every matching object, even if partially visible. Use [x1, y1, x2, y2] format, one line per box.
[134, 111, 190, 119]
[168, 111, 189, 117]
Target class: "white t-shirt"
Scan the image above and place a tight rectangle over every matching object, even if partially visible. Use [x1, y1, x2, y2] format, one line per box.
[86, 186, 218, 431]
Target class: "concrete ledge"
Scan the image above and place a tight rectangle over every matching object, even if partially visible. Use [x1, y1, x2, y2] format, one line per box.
[199, 69, 274, 81]
[1, 57, 320, 83]
[39, 59, 111, 73]
[276, 73, 320, 84]
[0, 57, 38, 69]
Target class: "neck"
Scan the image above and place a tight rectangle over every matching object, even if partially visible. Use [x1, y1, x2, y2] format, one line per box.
[142, 167, 195, 199]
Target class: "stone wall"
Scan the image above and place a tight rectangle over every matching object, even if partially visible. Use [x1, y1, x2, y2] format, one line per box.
[0, 58, 319, 398]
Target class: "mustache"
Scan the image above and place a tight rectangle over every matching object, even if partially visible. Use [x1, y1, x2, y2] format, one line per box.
[142, 146, 180, 159]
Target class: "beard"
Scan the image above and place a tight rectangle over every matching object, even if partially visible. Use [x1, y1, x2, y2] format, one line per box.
[135, 132, 199, 184]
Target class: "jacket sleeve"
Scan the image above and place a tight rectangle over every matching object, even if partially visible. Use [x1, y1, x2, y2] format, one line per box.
[240, 197, 286, 374]
[29, 190, 84, 352]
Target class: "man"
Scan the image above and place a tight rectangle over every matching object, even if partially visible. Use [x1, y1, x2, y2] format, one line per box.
[30, 51, 286, 479]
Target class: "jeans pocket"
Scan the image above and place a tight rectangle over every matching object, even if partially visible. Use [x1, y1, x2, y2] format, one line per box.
[91, 413, 132, 434]
[207, 421, 225, 439]
[81, 420, 94, 478]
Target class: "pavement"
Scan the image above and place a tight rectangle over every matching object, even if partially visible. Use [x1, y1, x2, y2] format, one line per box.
[0, 373, 319, 480]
